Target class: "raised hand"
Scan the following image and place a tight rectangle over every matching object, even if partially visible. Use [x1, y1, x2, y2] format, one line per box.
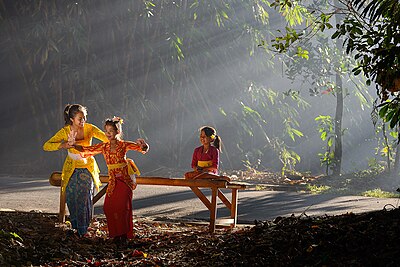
[136, 138, 149, 153]
[68, 130, 77, 146]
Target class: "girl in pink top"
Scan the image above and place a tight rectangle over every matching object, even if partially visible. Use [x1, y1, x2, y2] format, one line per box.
[185, 126, 222, 179]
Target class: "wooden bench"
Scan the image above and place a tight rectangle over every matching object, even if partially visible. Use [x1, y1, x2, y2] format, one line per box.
[49, 172, 248, 233]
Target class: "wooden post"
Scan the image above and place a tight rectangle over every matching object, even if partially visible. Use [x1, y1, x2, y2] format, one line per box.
[59, 187, 66, 222]
[230, 189, 238, 228]
[209, 187, 218, 233]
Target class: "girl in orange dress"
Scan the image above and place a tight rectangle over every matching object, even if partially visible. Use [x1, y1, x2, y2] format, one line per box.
[74, 116, 149, 243]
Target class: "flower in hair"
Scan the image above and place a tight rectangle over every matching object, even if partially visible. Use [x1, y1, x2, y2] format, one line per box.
[112, 116, 123, 124]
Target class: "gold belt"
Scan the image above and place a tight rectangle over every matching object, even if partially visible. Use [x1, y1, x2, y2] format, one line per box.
[107, 159, 140, 175]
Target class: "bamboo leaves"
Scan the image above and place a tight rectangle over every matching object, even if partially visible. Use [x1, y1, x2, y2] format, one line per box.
[377, 99, 400, 129]
[315, 115, 335, 173]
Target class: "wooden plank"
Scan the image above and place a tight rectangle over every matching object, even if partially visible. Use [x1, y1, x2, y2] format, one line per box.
[137, 177, 227, 188]
[215, 218, 235, 225]
[49, 172, 228, 188]
[93, 185, 108, 204]
[226, 182, 250, 189]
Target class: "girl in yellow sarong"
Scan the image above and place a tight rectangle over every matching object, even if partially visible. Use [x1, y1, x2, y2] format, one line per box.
[43, 104, 108, 236]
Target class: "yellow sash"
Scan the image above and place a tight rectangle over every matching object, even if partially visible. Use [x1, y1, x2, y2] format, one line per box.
[107, 158, 140, 176]
[198, 160, 212, 168]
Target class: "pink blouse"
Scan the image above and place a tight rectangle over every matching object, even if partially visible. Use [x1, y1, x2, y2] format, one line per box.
[191, 145, 219, 174]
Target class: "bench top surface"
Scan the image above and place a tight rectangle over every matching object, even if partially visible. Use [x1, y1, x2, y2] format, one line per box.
[49, 172, 249, 189]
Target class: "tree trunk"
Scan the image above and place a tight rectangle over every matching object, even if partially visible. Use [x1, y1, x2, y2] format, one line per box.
[333, 72, 343, 175]
[332, 0, 344, 176]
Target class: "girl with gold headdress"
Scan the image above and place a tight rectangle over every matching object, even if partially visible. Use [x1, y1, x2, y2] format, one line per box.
[73, 116, 149, 244]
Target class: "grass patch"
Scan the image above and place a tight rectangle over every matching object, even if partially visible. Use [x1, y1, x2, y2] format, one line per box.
[361, 188, 399, 198]
[306, 184, 331, 194]
[255, 185, 267, 191]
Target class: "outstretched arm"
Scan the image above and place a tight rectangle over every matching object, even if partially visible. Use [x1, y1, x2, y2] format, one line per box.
[73, 142, 104, 157]
[125, 139, 149, 154]
[73, 144, 84, 152]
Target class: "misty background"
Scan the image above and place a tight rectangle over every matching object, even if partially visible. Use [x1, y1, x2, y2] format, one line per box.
[0, 1, 382, 178]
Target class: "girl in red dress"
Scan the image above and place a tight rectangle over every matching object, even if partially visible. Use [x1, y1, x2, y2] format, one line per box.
[74, 116, 149, 243]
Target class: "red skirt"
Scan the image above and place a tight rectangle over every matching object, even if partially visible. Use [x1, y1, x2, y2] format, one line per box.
[104, 179, 133, 238]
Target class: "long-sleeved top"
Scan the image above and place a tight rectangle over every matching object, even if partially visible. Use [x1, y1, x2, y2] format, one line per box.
[191, 145, 219, 174]
[43, 123, 108, 192]
[79, 140, 144, 195]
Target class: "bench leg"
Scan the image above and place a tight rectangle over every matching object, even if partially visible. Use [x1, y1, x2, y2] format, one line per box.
[59, 187, 66, 223]
[209, 187, 218, 233]
[93, 184, 108, 204]
[230, 189, 238, 228]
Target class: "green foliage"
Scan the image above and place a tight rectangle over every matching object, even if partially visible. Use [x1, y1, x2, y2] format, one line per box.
[169, 34, 185, 60]
[306, 184, 331, 194]
[362, 189, 398, 198]
[371, 118, 399, 171]
[296, 46, 309, 60]
[0, 229, 23, 241]
[275, 1, 307, 26]
[222, 83, 308, 174]
[255, 184, 267, 190]
[315, 115, 335, 174]
[331, 0, 400, 99]
[373, 100, 400, 173]
[283, 29, 372, 102]
[367, 158, 387, 174]
[377, 98, 400, 129]
[279, 146, 301, 175]
[270, 0, 333, 53]
[270, 0, 374, 177]
[270, 0, 400, 103]
[315, 115, 333, 140]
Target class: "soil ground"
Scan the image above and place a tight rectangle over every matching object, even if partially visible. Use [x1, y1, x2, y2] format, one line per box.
[2, 169, 400, 266]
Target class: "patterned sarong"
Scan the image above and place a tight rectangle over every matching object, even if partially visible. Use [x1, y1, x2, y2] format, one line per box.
[66, 168, 94, 236]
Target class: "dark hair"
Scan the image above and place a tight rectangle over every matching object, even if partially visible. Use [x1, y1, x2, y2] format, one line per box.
[63, 104, 87, 125]
[104, 116, 124, 140]
[200, 126, 221, 150]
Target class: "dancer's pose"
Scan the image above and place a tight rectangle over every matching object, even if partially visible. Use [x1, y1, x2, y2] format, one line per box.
[74, 116, 149, 243]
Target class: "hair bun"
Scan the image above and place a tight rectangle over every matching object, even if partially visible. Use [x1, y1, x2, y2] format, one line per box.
[111, 116, 124, 124]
